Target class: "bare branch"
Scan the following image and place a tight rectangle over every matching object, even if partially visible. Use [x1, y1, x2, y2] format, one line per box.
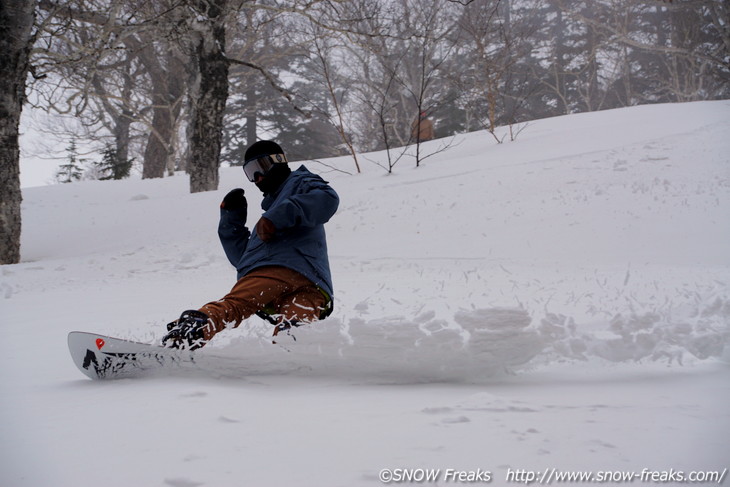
[223, 54, 311, 119]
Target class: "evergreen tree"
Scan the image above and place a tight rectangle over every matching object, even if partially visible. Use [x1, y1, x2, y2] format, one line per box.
[280, 47, 349, 162]
[96, 145, 133, 180]
[56, 138, 84, 184]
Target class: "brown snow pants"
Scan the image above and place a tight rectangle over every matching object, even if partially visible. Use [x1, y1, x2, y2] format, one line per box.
[197, 266, 327, 341]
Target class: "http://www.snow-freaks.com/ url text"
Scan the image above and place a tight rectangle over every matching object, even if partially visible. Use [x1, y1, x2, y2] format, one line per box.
[377, 466, 728, 484]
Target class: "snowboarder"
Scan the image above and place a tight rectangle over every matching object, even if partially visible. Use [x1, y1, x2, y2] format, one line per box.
[162, 140, 340, 350]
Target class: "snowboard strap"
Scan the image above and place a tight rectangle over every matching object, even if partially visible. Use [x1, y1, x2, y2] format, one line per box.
[317, 287, 333, 319]
[255, 285, 333, 330]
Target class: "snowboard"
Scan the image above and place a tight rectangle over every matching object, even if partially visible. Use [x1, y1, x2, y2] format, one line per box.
[68, 331, 196, 380]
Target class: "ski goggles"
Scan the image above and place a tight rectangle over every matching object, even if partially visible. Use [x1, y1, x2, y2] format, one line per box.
[242, 153, 288, 182]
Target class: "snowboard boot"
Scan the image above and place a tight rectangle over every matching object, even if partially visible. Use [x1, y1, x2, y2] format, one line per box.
[161, 309, 210, 351]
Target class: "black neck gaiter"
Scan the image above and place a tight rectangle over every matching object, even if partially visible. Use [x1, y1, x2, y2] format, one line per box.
[255, 163, 291, 195]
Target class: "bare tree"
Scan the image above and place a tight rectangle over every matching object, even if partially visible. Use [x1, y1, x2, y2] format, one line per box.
[0, 0, 35, 264]
[454, 0, 515, 138]
[33, 1, 190, 180]
[182, 0, 229, 192]
[135, 38, 188, 178]
[357, 52, 410, 173]
[556, 0, 729, 105]
[398, 0, 457, 166]
[346, 0, 456, 168]
[306, 23, 361, 173]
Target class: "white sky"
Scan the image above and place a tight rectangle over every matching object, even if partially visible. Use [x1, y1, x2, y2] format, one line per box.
[19, 105, 69, 188]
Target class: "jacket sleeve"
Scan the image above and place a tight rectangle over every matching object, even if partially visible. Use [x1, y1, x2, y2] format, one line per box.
[263, 177, 339, 230]
[218, 208, 251, 267]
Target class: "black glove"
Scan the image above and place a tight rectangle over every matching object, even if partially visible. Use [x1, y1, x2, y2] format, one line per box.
[221, 188, 247, 221]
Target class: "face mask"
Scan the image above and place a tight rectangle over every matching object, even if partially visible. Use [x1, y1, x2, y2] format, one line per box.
[242, 153, 287, 182]
[254, 163, 291, 195]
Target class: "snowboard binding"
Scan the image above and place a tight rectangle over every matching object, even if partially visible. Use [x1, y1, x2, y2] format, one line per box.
[256, 310, 301, 343]
[162, 309, 210, 351]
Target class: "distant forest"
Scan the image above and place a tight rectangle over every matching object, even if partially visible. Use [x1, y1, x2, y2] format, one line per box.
[21, 1, 730, 182]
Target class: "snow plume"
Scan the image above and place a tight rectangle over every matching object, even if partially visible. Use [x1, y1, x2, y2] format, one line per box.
[204, 294, 729, 383]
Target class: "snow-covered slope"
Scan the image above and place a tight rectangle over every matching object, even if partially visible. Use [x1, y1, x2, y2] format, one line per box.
[2, 101, 729, 486]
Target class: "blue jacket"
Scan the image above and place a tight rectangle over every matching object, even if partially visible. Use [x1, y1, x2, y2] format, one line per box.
[218, 165, 339, 300]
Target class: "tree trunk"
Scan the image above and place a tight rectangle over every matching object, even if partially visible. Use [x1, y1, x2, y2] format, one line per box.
[166, 54, 186, 176]
[142, 98, 172, 179]
[554, 7, 568, 114]
[0, 1, 34, 265]
[139, 46, 184, 179]
[188, 0, 229, 193]
[116, 108, 133, 167]
[246, 83, 257, 147]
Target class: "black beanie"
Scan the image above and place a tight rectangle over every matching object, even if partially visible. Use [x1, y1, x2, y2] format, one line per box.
[244, 140, 286, 163]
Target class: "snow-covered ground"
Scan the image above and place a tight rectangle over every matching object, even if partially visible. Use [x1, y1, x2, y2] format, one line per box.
[2, 101, 729, 486]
